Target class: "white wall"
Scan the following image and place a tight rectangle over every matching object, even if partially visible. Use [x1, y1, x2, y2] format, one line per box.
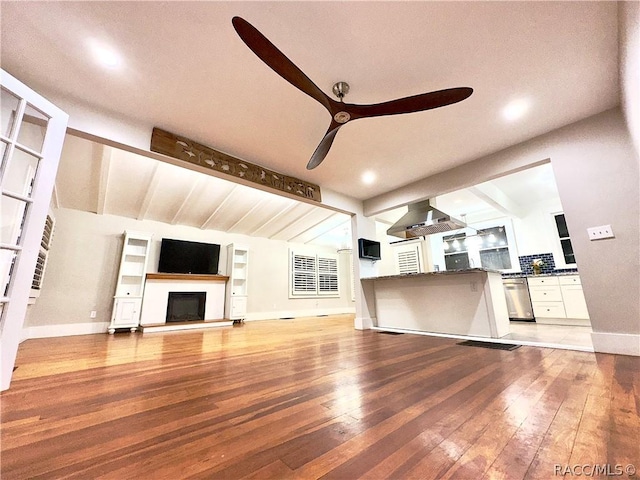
[24, 208, 354, 333]
[364, 108, 640, 354]
[619, 1, 640, 157]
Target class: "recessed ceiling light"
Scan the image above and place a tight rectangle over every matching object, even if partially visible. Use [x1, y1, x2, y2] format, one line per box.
[502, 99, 530, 121]
[88, 39, 122, 69]
[362, 171, 376, 184]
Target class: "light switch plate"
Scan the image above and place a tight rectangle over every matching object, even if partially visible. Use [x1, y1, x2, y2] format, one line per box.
[587, 225, 614, 240]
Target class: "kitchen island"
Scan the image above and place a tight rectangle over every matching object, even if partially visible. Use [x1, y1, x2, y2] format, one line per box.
[361, 269, 509, 338]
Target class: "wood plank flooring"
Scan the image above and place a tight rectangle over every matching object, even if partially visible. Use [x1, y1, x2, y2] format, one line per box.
[1, 315, 638, 479]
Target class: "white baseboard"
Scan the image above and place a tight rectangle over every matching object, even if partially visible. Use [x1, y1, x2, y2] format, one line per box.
[141, 321, 233, 333]
[591, 332, 640, 356]
[24, 322, 110, 339]
[245, 307, 355, 322]
[355, 316, 375, 330]
[21, 309, 357, 339]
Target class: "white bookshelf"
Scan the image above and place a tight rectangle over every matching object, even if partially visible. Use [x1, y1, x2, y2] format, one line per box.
[224, 244, 248, 322]
[108, 231, 152, 333]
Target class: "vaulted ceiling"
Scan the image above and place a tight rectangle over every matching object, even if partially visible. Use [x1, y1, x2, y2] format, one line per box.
[1, 1, 620, 203]
[55, 135, 353, 249]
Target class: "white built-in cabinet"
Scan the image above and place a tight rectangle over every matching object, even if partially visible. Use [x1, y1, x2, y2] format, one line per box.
[108, 231, 152, 333]
[225, 244, 248, 322]
[529, 275, 589, 322]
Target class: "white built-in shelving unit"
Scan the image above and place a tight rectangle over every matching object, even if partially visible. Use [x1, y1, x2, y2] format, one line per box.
[108, 231, 152, 333]
[224, 244, 248, 322]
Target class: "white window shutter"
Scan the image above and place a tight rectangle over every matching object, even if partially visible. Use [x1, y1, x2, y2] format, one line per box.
[31, 213, 54, 291]
[394, 243, 423, 275]
[318, 255, 338, 295]
[289, 250, 340, 298]
[291, 253, 317, 296]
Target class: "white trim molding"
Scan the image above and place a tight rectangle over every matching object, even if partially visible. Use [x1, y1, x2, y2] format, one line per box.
[24, 322, 111, 339]
[591, 332, 640, 356]
[246, 307, 355, 322]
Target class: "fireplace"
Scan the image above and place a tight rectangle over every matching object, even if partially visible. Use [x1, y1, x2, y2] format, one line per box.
[166, 292, 206, 322]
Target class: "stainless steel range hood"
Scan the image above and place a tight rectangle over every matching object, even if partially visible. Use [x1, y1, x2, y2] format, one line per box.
[386, 200, 466, 239]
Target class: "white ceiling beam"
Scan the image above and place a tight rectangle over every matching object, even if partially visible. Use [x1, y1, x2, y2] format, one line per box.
[250, 202, 298, 236]
[467, 183, 526, 218]
[200, 185, 239, 229]
[268, 207, 318, 239]
[286, 211, 342, 243]
[95, 144, 112, 215]
[170, 177, 203, 225]
[298, 216, 351, 244]
[227, 197, 269, 232]
[137, 163, 162, 221]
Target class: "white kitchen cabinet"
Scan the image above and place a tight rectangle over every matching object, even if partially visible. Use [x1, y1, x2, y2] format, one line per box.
[529, 274, 590, 322]
[528, 276, 566, 319]
[532, 301, 567, 319]
[559, 276, 590, 319]
[224, 244, 248, 322]
[108, 231, 152, 333]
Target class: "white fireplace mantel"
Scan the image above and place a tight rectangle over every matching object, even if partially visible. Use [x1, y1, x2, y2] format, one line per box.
[139, 274, 229, 326]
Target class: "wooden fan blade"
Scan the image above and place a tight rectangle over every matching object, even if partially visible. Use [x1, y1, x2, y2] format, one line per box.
[307, 123, 342, 170]
[347, 87, 473, 119]
[232, 17, 331, 111]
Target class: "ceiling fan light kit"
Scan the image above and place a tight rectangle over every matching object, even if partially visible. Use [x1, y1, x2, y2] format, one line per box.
[232, 17, 473, 170]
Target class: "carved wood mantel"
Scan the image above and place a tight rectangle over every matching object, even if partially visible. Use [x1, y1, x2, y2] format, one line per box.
[150, 127, 321, 202]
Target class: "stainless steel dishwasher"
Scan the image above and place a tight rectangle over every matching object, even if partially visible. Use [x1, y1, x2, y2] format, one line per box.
[503, 278, 535, 321]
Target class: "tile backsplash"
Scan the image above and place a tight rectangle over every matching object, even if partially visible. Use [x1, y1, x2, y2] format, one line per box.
[502, 253, 579, 277]
[519, 253, 555, 275]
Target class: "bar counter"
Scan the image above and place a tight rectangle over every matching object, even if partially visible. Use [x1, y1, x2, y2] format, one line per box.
[361, 268, 509, 338]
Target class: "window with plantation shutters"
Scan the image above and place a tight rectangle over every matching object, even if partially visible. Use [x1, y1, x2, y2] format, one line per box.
[292, 253, 316, 295]
[290, 250, 339, 297]
[31, 213, 54, 294]
[317, 256, 338, 295]
[394, 243, 423, 275]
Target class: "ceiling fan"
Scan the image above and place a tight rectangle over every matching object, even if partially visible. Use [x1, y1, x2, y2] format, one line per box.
[232, 17, 473, 170]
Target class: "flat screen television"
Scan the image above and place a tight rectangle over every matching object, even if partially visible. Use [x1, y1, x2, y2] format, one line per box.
[158, 238, 221, 275]
[358, 238, 381, 261]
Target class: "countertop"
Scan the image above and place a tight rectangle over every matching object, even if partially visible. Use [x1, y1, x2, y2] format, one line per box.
[504, 271, 580, 279]
[361, 268, 502, 281]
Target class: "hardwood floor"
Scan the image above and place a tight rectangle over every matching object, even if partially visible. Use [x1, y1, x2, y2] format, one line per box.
[1, 315, 638, 479]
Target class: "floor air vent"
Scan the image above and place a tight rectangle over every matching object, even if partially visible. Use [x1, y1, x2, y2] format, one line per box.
[458, 340, 520, 351]
[379, 331, 404, 335]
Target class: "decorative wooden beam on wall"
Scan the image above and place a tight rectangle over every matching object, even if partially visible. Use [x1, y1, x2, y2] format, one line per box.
[150, 127, 321, 203]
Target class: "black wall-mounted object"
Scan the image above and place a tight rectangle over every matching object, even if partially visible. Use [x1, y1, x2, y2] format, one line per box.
[358, 238, 381, 261]
[158, 238, 220, 275]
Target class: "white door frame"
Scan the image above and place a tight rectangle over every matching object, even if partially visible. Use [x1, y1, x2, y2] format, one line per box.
[1, 69, 68, 391]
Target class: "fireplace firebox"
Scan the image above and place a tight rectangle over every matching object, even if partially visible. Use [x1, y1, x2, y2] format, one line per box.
[166, 292, 206, 322]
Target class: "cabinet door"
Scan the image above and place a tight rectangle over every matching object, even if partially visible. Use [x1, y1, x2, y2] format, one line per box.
[529, 286, 563, 302]
[528, 277, 560, 287]
[230, 296, 247, 318]
[561, 285, 589, 319]
[113, 298, 142, 326]
[532, 301, 566, 318]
